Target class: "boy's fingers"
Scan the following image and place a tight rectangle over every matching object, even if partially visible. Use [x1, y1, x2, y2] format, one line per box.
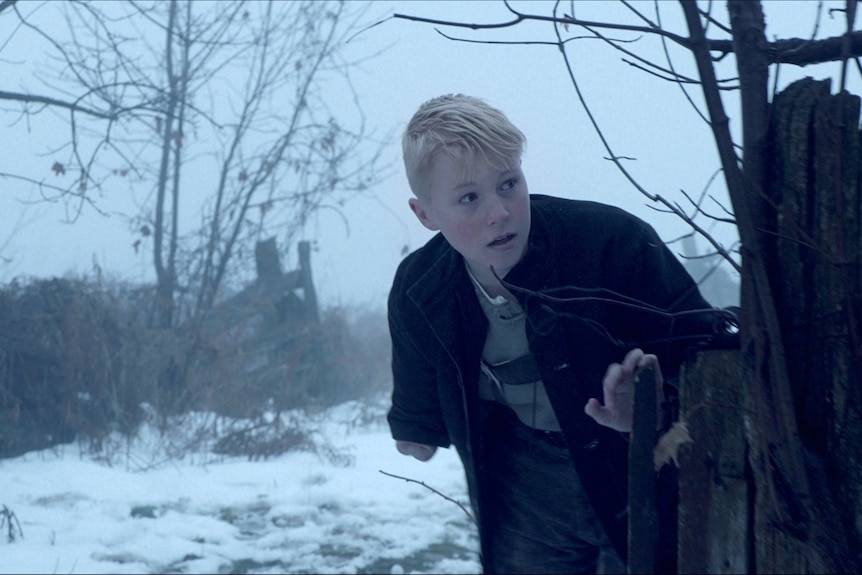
[635, 353, 657, 372]
[622, 348, 645, 373]
[602, 363, 623, 406]
[584, 398, 610, 425]
[634, 354, 664, 389]
[396, 440, 437, 461]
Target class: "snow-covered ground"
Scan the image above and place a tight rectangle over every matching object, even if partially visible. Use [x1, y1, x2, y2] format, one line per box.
[0, 398, 480, 574]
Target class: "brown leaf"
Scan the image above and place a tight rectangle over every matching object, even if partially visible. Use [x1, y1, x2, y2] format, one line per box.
[653, 420, 693, 471]
[52, 161, 66, 176]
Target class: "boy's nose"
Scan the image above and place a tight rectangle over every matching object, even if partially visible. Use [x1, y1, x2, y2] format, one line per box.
[485, 196, 509, 225]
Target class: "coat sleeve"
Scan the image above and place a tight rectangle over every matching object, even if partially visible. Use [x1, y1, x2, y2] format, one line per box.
[386, 266, 452, 448]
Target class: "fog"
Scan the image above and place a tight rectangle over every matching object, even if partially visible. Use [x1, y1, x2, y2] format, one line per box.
[4, 1, 859, 312]
[3, 2, 857, 310]
[3, 0, 835, 309]
[1, 1, 859, 572]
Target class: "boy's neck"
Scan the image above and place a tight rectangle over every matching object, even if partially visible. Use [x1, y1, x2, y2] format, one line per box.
[466, 263, 515, 302]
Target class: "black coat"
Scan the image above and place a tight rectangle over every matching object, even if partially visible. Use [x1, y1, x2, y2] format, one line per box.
[387, 194, 717, 566]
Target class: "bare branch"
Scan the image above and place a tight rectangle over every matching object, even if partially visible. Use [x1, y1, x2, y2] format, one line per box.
[540, 4, 739, 272]
[434, 26, 582, 48]
[392, 5, 692, 48]
[621, 57, 725, 87]
[0, 172, 108, 219]
[3, 0, 385, 328]
[379, 469, 476, 525]
[0, 90, 115, 119]
[709, 30, 862, 66]
[678, 188, 737, 227]
[0, 0, 18, 16]
[698, 2, 733, 35]
[0, 172, 73, 198]
[489, 266, 736, 350]
[839, 0, 857, 92]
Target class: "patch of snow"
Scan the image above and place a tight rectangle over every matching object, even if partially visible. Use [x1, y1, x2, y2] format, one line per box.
[0, 399, 480, 574]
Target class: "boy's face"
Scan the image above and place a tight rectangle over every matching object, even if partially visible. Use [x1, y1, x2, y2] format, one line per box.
[409, 150, 530, 290]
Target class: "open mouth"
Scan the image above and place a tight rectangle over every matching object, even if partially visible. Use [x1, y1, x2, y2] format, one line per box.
[488, 233, 515, 247]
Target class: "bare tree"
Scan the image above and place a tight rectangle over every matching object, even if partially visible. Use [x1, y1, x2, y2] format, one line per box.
[389, 1, 862, 572]
[1, 0, 384, 328]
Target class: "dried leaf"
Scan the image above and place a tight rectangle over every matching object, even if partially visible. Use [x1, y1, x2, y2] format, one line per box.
[653, 420, 693, 471]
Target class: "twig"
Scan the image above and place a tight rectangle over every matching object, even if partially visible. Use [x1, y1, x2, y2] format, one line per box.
[1, 505, 24, 542]
[391, 4, 691, 47]
[379, 469, 476, 525]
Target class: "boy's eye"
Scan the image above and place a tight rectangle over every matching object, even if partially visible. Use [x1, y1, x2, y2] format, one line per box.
[501, 177, 518, 191]
[459, 192, 478, 204]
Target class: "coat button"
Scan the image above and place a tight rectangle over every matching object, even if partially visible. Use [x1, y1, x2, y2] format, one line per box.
[583, 439, 599, 449]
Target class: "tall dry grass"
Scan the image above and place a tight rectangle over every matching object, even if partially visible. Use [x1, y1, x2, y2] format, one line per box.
[0, 276, 391, 461]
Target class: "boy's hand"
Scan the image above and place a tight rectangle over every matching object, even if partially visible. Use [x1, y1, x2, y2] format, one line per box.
[584, 348, 664, 433]
[395, 440, 438, 461]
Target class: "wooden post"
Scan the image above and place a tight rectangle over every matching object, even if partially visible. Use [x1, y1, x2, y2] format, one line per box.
[255, 237, 283, 284]
[297, 240, 319, 323]
[677, 349, 748, 574]
[628, 365, 657, 574]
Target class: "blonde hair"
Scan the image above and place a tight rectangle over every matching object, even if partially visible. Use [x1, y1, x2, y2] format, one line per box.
[402, 94, 526, 199]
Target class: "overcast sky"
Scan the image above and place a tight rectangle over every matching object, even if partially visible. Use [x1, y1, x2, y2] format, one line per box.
[1, 1, 857, 310]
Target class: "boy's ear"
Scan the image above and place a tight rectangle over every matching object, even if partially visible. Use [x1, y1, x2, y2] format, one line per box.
[409, 197, 439, 231]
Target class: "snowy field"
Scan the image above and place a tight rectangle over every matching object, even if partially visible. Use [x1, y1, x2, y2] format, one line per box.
[0, 398, 480, 574]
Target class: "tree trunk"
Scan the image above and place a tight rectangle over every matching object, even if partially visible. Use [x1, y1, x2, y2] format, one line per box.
[767, 77, 862, 572]
[153, 0, 180, 329]
[675, 76, 862, 574]
[682, 2, 860, 571]
[727, 5, 819, 572]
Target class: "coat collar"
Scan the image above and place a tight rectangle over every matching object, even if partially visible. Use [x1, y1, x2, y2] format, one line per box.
[405, 243, 486, 372]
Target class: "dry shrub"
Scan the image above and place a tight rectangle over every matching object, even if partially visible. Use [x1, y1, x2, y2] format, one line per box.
[0, 278, 144, 458]
[212, 415, 312, 461]
[0, 276, 392, 461]
[319, 306, 391, 402]
[184, 303, 391, 419]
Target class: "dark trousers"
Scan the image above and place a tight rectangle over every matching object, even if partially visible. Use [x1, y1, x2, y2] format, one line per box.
[481, 408, 625, 574]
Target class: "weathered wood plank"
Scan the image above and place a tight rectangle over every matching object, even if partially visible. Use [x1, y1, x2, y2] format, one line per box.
[628, 365, 657, 574]
[770, 78, 828, 426]
[757, 77, 862, 573]
[813, 89, 862, 563]
[678, 349, 748, 574]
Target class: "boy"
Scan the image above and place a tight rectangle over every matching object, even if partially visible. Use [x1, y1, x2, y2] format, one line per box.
[387, 94, 721, 573]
